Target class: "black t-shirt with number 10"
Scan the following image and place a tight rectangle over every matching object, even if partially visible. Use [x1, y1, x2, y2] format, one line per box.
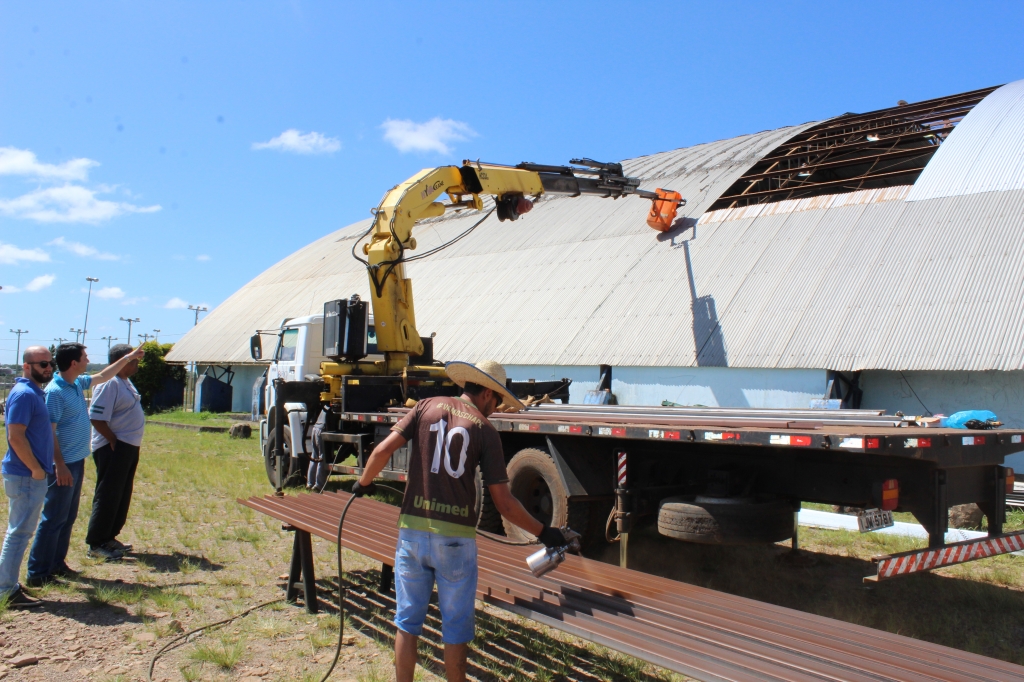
[391, 396, 508, 538]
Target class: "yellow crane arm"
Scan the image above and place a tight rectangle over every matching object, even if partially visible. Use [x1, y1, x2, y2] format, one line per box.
[358, 159, 684, 373]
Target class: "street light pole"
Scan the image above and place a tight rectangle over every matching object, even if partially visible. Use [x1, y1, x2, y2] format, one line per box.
[100, 336, 118, 352]
[188, 304, 208, 326]
[69, 328, 83, 343]
[9, 329, 27, 365]
[185, 305, 208, 413]
[138, 333, 153, 344]
[83, 277, 99, 346]
[120, 317, 140, 342]
[152, 329, 161, 343]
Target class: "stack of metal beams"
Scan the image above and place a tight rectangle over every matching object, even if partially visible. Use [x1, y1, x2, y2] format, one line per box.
[240, 491, 1024, 682]
[513, 404, 906, 429]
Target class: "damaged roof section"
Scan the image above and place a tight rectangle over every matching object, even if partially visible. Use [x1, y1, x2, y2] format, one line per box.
[709, 85, 999, 210]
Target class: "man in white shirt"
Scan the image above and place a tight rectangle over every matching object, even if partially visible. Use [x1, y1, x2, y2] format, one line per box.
[86, 344, 146, 561]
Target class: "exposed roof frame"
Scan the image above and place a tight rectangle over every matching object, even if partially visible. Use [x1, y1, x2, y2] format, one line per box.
[709, 85, 999, 210]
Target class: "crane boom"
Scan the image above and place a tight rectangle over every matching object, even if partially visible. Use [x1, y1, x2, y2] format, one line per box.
[358, 159, 684, 374]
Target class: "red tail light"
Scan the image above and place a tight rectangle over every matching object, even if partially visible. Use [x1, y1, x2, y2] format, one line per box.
[881, 479, 899, 511]
[1007, 468, 1015, 494]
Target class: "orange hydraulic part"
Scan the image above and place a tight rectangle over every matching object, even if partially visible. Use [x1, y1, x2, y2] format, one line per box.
[646, 188, 683, 231]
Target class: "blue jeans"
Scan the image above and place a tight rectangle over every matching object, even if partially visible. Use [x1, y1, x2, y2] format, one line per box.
[394, 528, 478, 644]
[28, 459, 85, 578]
[0, 474, 47, 596]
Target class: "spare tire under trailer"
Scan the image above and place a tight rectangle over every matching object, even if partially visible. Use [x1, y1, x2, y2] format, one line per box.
[657, 496, 796, 545]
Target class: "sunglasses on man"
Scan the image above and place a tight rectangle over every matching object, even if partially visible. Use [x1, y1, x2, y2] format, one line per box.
[28, 361, 54, 368]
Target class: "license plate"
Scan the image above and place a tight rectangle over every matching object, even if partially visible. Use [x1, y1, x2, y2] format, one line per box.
[858, 508, 894, 533]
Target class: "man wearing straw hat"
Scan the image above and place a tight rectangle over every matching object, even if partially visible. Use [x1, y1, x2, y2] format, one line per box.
[354, 359, 575, 682]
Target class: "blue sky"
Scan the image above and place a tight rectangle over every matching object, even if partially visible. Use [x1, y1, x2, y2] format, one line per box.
[2, 1, 1023, 361]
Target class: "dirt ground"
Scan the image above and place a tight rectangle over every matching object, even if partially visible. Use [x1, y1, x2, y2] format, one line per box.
[0, 424, 682, 682]
[0, 421, 1020, 681]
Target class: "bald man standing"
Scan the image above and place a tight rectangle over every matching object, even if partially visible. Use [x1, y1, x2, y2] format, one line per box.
[0, 346, 55, 608]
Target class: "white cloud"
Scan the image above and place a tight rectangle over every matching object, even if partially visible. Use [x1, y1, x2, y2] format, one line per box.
[196, 254, 210, 262]
[47, 236, 119, 261]
[0, 147, 98, 181]
[381, 118, 476, 154]
[252, 129, 341, 155]
[0, 185, 161, 224]
[0, 285, 20, 294]
[164, 297, 188, 309]
[0, 242, 50, 265]
[24, 274, 56, 292]
[96, 286, 125, 299]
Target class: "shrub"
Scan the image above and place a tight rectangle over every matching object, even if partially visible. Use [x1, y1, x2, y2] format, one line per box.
[134, 342, 186, 412]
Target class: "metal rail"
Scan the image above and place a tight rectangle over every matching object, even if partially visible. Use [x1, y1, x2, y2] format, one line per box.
[385, 404, 906, 429]
[240, 491, 1024, 682]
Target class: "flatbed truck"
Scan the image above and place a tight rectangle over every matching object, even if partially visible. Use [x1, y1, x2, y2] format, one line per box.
[251, 312, 1020, 582]
[248, 157, 1021, 581]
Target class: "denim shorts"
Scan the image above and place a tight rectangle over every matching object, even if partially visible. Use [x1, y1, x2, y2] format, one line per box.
[394, 528, 478, 644]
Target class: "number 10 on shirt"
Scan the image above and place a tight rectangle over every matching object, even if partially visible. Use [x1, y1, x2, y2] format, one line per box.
[429, 418, 469, 478]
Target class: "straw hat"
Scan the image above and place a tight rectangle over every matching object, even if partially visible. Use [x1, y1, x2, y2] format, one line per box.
[445, 360, 525, 412]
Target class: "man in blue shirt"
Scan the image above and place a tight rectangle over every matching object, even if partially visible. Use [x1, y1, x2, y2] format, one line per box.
[26, 342, 143, 584]
[1, 346, 55, 608]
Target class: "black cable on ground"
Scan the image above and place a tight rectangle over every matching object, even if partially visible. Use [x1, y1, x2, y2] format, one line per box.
[150, 480, 540, 681]
[147, 598, 285, 682]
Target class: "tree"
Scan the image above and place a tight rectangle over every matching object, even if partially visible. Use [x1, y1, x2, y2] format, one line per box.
[133, 342, 186, 412]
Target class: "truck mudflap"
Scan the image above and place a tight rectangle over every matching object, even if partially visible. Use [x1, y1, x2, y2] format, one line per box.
[865, 529, 1024, 582]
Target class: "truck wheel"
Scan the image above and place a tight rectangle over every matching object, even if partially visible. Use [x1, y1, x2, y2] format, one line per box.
[502, 448, 589, 545]
[657, 496, 795, 545]
[263, 426, 304, 488]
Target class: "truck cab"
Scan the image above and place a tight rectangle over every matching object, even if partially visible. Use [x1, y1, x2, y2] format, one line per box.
[256, 314, 378, 485]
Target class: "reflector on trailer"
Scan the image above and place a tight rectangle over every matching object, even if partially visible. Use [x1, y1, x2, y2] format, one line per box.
[868, 529, 1024, 581]
[881, 479, 899, 511]
[771, 434, 811, 446]
[1007, 468, 1015, 494]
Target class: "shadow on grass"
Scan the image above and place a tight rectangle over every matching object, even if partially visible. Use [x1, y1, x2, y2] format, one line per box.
[584, 521, 1024, 666]
[294, 569, 670, 682]
[130, 551, 224, 573]
[36, 576, 203, 627]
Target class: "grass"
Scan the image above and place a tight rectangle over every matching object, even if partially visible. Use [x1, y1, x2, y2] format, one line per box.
[0, 420, 1021, 678]
[802, 501, 1024, 533]
[189, 635, 246, 669]
[147, 407, 243, 427]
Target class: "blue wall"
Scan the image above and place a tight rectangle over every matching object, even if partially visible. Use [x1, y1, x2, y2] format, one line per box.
[860, 370, 1024, 470]
[504, 365, 828, 408]
[195, 364, 267, 413]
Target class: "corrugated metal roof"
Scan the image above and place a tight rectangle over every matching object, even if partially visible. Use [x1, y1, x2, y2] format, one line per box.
[907, 79, 1024, 201]
[167, 106, 1024, 373]
[166, 124, 815, 365]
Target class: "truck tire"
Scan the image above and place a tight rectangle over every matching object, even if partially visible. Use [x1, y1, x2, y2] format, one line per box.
[263, 426, 304, 488]
[502, 448, 589, 545]
[657, 496, 794, 545]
